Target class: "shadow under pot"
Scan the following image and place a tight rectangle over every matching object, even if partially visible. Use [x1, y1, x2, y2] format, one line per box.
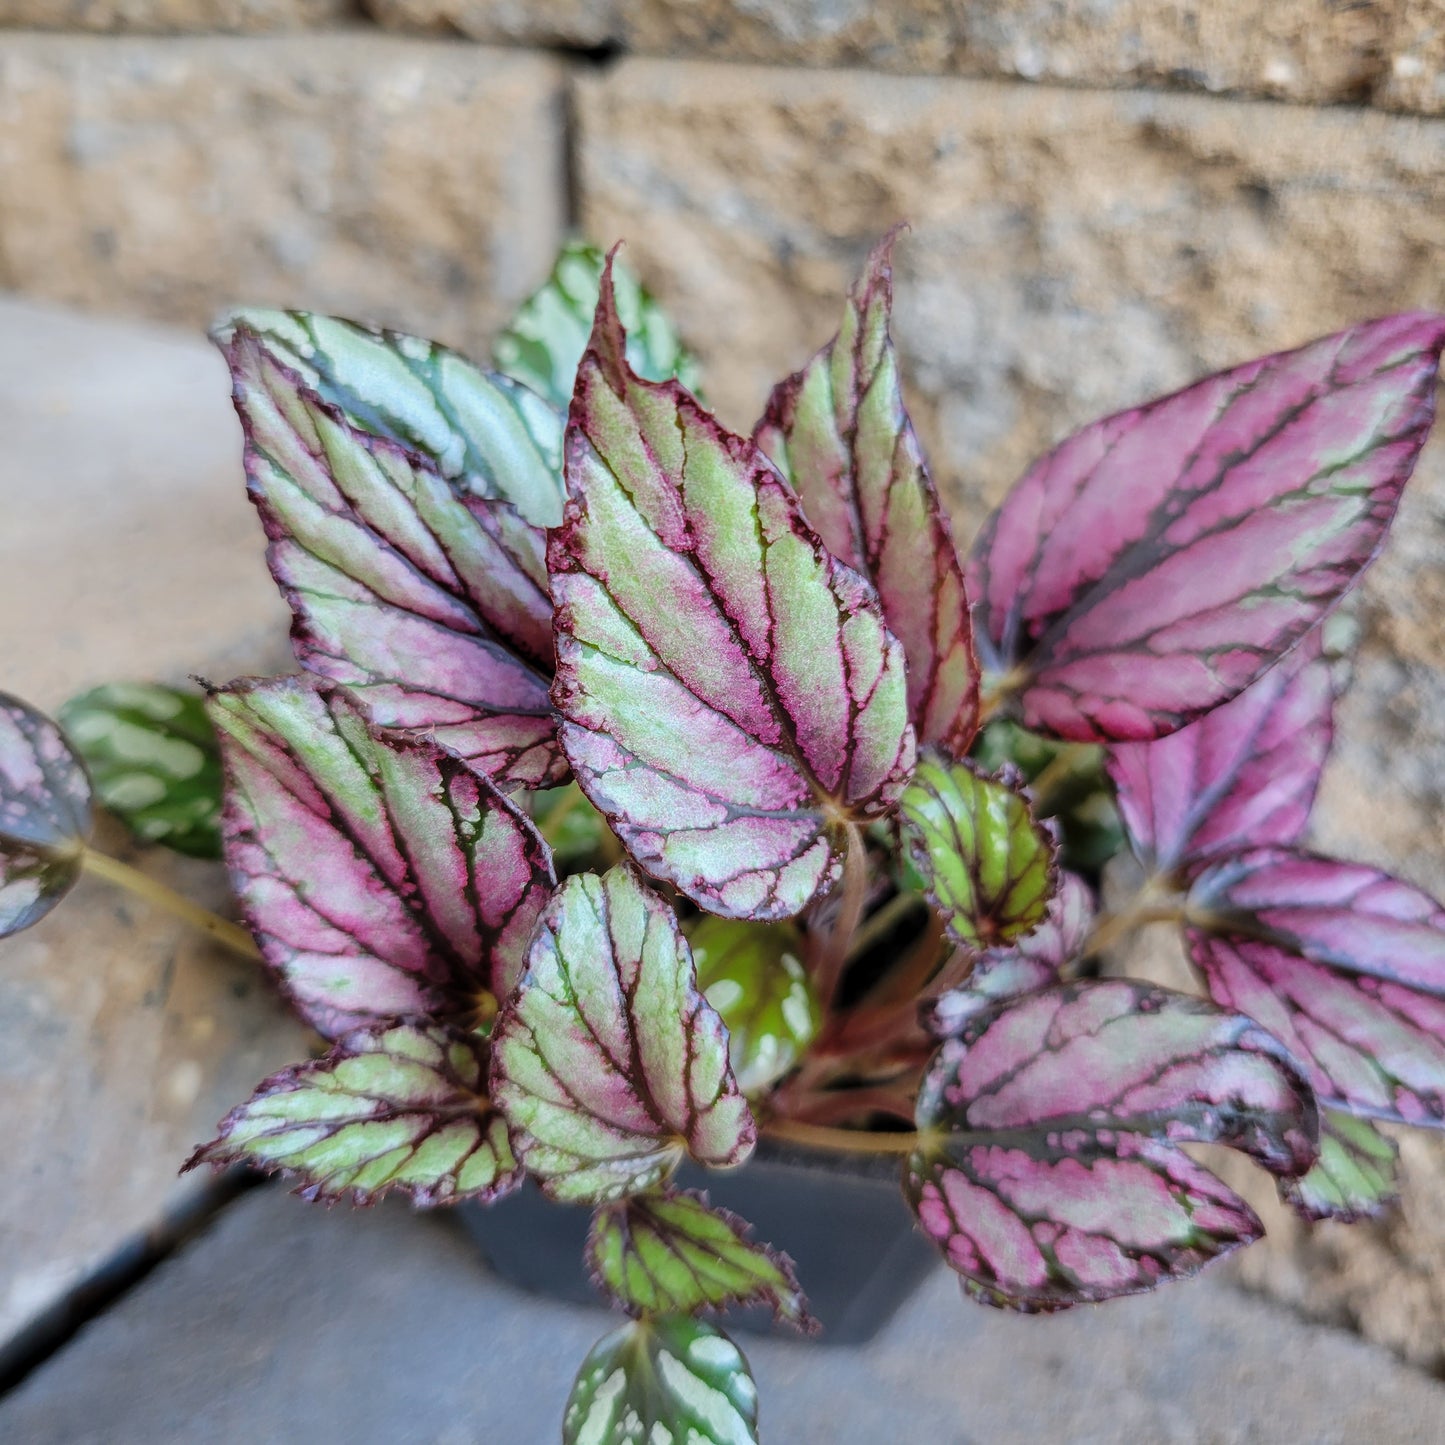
[454, 1139, 941, 1346]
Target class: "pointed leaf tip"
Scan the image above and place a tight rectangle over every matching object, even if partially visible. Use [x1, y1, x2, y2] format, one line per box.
[491, 864, 756, 1204]
[756, 234, 979, 755]
[0, 692, 92, 937]
[970, 313, 1445, 742]
[188, 1023, 521, 1206]
[552, 288, 915, 919]
[208, 677, 555, 1038]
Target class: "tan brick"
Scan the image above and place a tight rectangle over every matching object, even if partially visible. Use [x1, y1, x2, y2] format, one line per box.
[0, 298, 307, 1348]
[575, 56, 1445, 1366]
[0, 34, 567, 360]
[0, 0, 354, 30]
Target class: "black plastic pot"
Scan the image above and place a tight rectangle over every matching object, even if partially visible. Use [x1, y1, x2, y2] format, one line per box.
[455, 1140, 940, 1346]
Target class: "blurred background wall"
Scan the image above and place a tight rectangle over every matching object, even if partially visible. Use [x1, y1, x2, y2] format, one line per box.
[3, 0, 1445, 1371]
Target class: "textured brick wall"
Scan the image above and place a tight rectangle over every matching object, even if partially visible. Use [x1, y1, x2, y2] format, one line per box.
[2, 0, 1444, 1371]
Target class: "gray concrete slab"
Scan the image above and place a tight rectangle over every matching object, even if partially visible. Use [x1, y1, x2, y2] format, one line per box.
[1, 1185, 1441, 1444]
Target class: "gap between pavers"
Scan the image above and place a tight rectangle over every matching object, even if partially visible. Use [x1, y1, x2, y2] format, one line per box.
[1, 1183, 1443, 1444]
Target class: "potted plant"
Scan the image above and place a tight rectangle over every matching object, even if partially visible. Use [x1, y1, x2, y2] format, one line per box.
[4, 232, 1444, 1443]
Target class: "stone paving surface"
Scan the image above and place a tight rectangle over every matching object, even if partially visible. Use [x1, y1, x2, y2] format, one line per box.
[2, 1184, 1443, 1444]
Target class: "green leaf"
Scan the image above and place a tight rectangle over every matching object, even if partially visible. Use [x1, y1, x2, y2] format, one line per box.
[564, 1316, 758, 1445]
[494, 239, 701, 413]
[587, 1187, 814, 1330]
[490, 863, 756, 1204]
[899, 751, 1057, 951]
[216, 308, 564, 526]
[1279, 1109, 1401, 1223]
[58, 683, 222, 859]
[690, 916, 820, 1095]
[187, 1023, 520, 1206]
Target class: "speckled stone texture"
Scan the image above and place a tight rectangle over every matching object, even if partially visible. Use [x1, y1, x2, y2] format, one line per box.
[0, 0, 355, 29]
[0, 34, 567, 361]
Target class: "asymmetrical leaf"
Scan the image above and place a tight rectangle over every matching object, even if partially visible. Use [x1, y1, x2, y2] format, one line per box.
[690, 916, 821, 1095]
[756, 234, 979, 753]
[906, 980, 1318, 1310]
[551, 258, 914, 919]
[923, 871, 1095, 1037]
[899, 753, 1056, 951]
[217, 307, 564, 525]
[228, 332, 563, 787]
[586, 1187, 813, 1328]
[208, 678, 555, 1038]
[1279, 1110, 1400, 1223]
[564, 1316, 758, 1445]
[490, 864, 755, 1204]
[0, 692, 92, 937]
[1187, 848, 1445, 1125]
[187, 1023, 519, 1206]
[968, 314, 1445, 741]
[1108, 626, 1336, 875]
[494, 239, 702, 413]
[59, 683, 223, 859]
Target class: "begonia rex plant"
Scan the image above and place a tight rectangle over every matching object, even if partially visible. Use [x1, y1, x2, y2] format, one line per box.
[5, 232, 1445, 1442]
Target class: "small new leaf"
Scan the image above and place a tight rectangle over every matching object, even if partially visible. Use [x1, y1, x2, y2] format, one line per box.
[188, 1023, 519, 1206]
[906, 981, 1318, 1310]
[0, 692, 92, 937]
[216, 307, 564, 525]
[969, 314, 1445, 741]
[551, 255, 914, 919]
[757, 233, 979, 753]
[586, 1187, 814, 1330]
[59, 683, 222, 859]
[208, 678, 555, 1038]
[494, 239, 702, 413]
[490, 863, 756, 1204]
[1280, 1110, 1401, 1223]
[691, 916, 821, 1095]
[899, 753, 1056, 951]
[564, 1316, 758, 1445]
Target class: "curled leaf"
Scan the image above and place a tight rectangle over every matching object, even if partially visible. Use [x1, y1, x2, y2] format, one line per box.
[187, 1023, 519, 1206]
[228, 333, 562, 788]
[1280, 1109, 1401, 1223]
[0, 692, 92, 937]
[490, 863, 755, 1204]
[551, 257, 914, 919]
[216, 307, 563, 525]
[586, 1187, 814, 1330]
[564, 1316, 758, 1445]
[494, 239, 701, 413]
[1108, 626, 1336, 876]
[757, 233, 979, 754]
[208, 677, 555, 1038]
[59, 683, 223, 859]
[690, 916, 820, 1095]
[906, 981, 1318, 1310]
[1187, 848, 1445, 1125]
[899, 752, 1056, 952]
[969, 314, 1445, 741]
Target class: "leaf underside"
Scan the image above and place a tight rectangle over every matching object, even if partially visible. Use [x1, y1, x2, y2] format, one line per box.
[0, 692, 92, 936]
[906, 980, 1318, 1310]
[564, 1316, 758, 1445]
[549, 257, 914, 920]
[1108, 626, 1336, 876]
[228, 333, 563, 788]
[1188, 848, 1445, 1126]
[188, 1023, 519, 1206]
[1279, 1109, 1400, 1223]
[59, 683, 223, 859]
[899, 753, 1057, 952]
[587, 1187, 813, 1330]
[208, 677, 555, 1039]
[490, 864, 755, 1204]
[756, 233, 979, 755]
[968, 314, 1445, 741]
